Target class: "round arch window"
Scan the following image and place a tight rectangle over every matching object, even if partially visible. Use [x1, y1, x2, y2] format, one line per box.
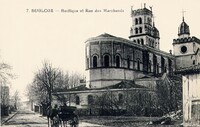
[181, 46, 187, 54]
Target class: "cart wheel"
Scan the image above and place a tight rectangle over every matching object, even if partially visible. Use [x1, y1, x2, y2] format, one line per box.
[69, 116, 79, 127]
[73, 116, 79, 124]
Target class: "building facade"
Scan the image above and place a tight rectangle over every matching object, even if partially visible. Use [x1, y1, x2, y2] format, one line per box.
[85, 6, 175, 89]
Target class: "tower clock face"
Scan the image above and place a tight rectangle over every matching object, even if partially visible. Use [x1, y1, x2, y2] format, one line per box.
[180, 45, 187, 54]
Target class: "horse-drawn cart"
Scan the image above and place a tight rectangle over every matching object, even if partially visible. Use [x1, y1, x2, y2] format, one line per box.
[48, 105, 79, 127]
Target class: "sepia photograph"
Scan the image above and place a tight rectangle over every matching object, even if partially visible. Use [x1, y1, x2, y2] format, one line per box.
[0, 0, 200, 126]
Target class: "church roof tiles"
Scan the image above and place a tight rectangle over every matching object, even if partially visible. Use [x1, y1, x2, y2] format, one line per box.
[58, 81, 147, 93]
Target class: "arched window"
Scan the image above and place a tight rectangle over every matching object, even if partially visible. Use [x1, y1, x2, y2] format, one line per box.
[139, 17, 142, 24]
[141, 39, 144, 45]
[135, 18, 138, 25]
[137, 59, 140, 70]
[133, 40, 136, 43]
[116, 55, 120, 68]
[148, 60, 151, 72]
[88, 95, 94, 105]
[145, 25, 147, 29]
[76, 96, 80, 105]
[137, 39, 140, 44]
[135, 28, 138, 34]
[93, 56, 97, 68]
[139, 27, 142, 33]
[152, 41, 154, 48]
[104, 55, 110, 67]
[127, 56, 130, 69]
[118, 93, 123, 103]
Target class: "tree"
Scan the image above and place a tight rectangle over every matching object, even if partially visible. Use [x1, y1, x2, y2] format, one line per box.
[0, 62, 13, 85]
[68, 72, 82, 88]
[156, 74, 182, 115]
[32, 61, 61, 105]
[27, 61, 83, 107]
[91, 87, 158, 116]
[0, 61, 14, 116]
[92, 90, 124, 116]
[11, 90, 21, 110]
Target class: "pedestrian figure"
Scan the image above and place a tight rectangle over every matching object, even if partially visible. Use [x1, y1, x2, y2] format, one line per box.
[47, 105, 52, 127]
[50, 104, 59, 127]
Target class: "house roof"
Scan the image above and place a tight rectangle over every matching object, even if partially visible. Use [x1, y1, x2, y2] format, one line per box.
[58, 80, 146, 93]
[97, 81, 147, 89]
[52, 81, 150, 95]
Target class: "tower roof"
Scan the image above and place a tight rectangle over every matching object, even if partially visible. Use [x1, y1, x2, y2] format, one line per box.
[152, 23, 160, 38]
[131, 6, 152, 17]
[96, 33, 116, 38]
[178, 17, 190, 36]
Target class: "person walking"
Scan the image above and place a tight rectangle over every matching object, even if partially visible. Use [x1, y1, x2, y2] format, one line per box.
[50, 104, 59, 127]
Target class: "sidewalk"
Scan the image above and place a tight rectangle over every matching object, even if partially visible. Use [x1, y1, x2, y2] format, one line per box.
[1, 111, 18, 125]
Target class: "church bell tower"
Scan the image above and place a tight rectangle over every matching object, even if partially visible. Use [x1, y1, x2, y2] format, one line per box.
[173, 15, 200, 69]
[129, 4, 160, 49]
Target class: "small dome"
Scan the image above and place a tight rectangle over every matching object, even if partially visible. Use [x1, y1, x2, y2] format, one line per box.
[153, 27, 159, 38]
[152, 23, 160, 38]
[178, 18, 190, 36]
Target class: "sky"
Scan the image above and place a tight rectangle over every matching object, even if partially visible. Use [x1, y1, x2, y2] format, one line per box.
[0, 0, 200, 101]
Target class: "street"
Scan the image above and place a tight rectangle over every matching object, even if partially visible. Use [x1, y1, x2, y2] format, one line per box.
[1, 110, 101, 127]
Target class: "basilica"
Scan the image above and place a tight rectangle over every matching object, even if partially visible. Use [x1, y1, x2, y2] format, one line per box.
[53, 5, 200, 116]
